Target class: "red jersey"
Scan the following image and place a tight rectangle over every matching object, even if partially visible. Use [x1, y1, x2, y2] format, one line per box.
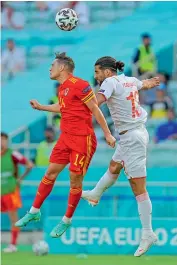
[58, 75, 95, 136]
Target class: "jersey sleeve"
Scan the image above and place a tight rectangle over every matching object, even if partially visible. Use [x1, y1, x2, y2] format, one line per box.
[12, 151, 27, 165]
[133, 77, 143, 90]
[76, 81, 95, 104]
[97, 78, 115, 100]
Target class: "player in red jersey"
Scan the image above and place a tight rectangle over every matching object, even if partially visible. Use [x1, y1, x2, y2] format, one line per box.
[1, 132, 33, 253]
[15, 52, 116, 237]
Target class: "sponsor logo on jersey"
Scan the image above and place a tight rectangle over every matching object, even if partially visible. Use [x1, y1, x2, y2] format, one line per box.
[82, 85, 91, 93]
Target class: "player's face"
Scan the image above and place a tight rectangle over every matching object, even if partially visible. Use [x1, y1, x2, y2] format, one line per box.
[50, 60, 64, 80]
[143, 37, 151, 46]
[167, 110, 175, 121]
[94, 65, 107, 85]
[1, 136, 8, 151]
[45, 131, 55, 143]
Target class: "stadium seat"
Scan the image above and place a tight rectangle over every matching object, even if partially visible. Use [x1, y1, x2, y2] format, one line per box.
[29, 46, 51, 57]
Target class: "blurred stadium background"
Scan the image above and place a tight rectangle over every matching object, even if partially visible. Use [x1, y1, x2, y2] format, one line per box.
[1, 1, 177, 265]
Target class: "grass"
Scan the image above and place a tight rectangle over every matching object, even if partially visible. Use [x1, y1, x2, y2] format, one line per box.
[1, 252, 177, 265]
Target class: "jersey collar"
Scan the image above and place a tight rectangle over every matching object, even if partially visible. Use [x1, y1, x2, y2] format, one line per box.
[61, 74, 73, 86]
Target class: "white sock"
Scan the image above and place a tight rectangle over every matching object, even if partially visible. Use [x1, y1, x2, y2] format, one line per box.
[91, 169, 119, 199]
[29, 206, 40, 214]
[62, 215, 71, 224]
[136, 192, 153, 237]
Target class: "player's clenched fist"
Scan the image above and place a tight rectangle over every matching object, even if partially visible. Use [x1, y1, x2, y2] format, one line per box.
[105, 133, 116, 148]
[30, 100, 42, 110]
[151, 77, 160, 87]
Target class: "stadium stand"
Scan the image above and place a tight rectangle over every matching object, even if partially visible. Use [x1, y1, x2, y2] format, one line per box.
[2, 1, 177, 161]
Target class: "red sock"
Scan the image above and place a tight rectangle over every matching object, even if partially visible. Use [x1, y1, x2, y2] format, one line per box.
[11, 227, 20, 245]
[33, 176, 55, 208]
[65, 187, 82, 218]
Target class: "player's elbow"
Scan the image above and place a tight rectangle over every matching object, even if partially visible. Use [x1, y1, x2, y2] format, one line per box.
[90, 104, 99, 114]
[26, 161, 34, 170]
[56, 103, 61, 113]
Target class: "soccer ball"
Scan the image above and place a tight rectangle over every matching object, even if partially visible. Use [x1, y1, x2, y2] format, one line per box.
[32, 240, 49, 256]
[55, 8, 78, 31]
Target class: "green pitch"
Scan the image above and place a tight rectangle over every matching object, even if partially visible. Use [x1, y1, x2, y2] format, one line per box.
[1, 252, 177, 265]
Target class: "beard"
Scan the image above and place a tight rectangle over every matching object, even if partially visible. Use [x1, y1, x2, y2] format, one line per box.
[97, 79, 104, 86]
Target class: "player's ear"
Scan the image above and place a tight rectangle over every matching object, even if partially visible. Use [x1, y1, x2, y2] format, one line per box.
[104, 69, 110, 77]
[59, 63, 65, 72]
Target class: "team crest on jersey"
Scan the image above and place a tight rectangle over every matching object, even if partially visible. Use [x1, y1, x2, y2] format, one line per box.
[64, 88, 69, 96]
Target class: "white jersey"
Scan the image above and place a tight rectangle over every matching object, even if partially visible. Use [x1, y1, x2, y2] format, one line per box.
[98, 74, 147, 133]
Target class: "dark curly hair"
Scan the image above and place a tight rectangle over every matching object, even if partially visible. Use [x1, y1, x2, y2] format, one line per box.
[95, 56, 125, 72]
[1, 132, 8, 139]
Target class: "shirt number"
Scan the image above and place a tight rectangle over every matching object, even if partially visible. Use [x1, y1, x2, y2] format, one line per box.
[74, 154, 85, 168]
[126, 91, 141, 118]
[59, 97, 65, 108]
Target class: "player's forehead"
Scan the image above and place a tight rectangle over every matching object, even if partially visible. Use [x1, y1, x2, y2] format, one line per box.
[1, 135, 8, 141]
[52, 59, 59, 66]
[95, 65, 101, 71]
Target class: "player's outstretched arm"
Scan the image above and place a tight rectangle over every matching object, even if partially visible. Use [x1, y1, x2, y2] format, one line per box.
[30, 100, 60, 113]
[141, 77, 160, 90]
[85, 97, 116, 148]
[18, 159, 34, 183]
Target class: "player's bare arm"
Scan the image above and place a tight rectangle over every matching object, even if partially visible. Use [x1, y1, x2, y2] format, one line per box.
[18, 159, 34, 183]
[141, 77, 160, 90]
[30, 100, 60, 113]
[96, 93, 107, 107]
[85, 96, 116, 148]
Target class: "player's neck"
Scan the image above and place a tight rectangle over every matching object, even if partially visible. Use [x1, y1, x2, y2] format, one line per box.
[109, 73, 117, 78]
[56, 73, 73, 84]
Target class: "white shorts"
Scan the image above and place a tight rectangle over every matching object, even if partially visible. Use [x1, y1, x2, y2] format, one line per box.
[112, 125, 149, 179]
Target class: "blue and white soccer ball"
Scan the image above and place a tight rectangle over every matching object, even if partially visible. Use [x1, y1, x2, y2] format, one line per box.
[32, 240, 49, 256]
[55, 8, 78, 31]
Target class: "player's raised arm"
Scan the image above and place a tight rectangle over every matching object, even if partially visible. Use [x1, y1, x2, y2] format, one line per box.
[30, 100, 60, 113]
[85, 96, 116, 148]
[96, 93, 106, 107]
[141, 77, 160, 90]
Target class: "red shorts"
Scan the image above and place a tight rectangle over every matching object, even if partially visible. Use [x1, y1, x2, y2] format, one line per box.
[50, 132, 97, 175]
[1, 187, 22, 212]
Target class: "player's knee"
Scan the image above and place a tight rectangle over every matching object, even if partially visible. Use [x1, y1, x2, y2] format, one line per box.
[11, 220, 17, 227]
[109, 160, 122, 175]
[9, 211, 18, 224]
[70, 172, 83, 188]
[129, 178, 147, 196]
[45, 170, 58, 180]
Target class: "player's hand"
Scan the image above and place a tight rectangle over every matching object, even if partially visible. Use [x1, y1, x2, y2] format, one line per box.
[17, 178, 22, 186]
[150, 77, 160, 87]
[105, 133, 116, 148]
[30, 99, 42, 110]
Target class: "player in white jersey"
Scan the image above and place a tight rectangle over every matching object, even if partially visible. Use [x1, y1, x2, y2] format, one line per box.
[82, 56, 160, 257]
